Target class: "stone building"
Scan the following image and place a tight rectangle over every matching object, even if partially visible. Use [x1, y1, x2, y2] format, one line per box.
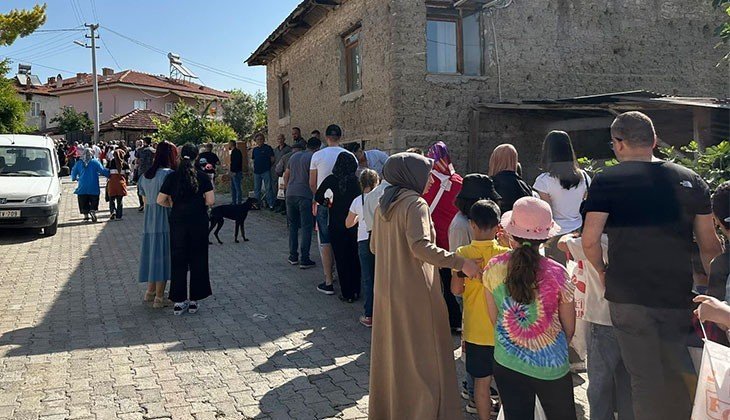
[247, 0, 728, 177]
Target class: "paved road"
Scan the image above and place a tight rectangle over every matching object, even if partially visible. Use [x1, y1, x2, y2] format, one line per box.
[0, 181, 588, 419]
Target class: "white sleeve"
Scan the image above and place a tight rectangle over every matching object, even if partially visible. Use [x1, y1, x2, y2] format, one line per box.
[309, 152, 319, 171]
[349, 197, 360, 214]
[533, 173, 551, 194]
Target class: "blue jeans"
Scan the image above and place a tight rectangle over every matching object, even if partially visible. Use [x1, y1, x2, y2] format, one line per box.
[230, 171, 243, 204]
[254, 170, 275, 208]
[358, 238, 375, 317]
[587, 322, 634, 420]
[287, 196, 313, 263]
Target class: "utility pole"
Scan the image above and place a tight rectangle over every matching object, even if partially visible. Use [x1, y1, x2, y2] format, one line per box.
[75, 24, 100, 144]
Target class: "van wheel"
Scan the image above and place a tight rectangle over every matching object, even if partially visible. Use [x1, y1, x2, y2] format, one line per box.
[43, 217, 58, 237]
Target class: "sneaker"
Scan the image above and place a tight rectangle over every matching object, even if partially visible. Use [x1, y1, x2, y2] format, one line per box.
[317, 282, 335, 295]
[138, 207, 144, 212]
[173, 301, 189, 315]
[299, 260, 316, 270]
[460, 381, 470, 400]
[188, 301, 198, 314]
[90, 211, 98, 223]
[465, 400, 478, 414]
[359, 316, 372, 328]
[287, 256, 299, 265]
[153, 297, 173, 308]
[109, 213, 116, 221]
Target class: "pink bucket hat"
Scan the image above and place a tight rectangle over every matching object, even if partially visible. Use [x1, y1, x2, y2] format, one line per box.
[501, 197, 561, 240]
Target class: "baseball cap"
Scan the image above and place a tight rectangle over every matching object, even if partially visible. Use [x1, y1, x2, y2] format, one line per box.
[325, 124, 342, 137]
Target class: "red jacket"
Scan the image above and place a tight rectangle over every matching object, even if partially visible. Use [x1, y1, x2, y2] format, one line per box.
[423, 172, 462, 251]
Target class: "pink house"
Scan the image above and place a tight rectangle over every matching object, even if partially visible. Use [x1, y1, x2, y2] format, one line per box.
[48, 68, 230, 123]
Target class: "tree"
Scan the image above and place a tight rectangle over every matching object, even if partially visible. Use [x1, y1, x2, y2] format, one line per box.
[155, 102, 237, 145]
[50, 106, 93, 134]
[0, 61, 29, 133]
[221, 89, 256, 140]
[0, 4, 47, 46]
[253, 91, 267, 131]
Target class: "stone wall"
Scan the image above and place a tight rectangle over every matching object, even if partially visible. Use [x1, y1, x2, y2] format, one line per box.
[261, 0, 728, 176]
[264, 0, 396, 150]
[390, 0, 728, 174]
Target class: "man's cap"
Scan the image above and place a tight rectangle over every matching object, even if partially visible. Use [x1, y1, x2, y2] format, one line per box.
[457, 174, 502, 201]
[307, 137, 322, 149]
[325, 124, 342, 137]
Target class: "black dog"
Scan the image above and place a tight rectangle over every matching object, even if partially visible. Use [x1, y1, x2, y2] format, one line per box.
[208, 198, 258, 244]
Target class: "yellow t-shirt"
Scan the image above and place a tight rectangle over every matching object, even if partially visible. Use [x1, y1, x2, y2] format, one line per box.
[455, 239, 510, 346]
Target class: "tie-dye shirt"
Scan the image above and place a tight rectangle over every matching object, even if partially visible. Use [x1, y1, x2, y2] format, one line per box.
[483, 252, 574, 380]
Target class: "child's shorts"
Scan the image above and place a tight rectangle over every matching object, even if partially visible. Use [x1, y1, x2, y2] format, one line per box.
[465, 342, 495, 378]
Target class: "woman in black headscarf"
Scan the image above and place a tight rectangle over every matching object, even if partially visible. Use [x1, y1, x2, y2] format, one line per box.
[315, 152, 362, 302]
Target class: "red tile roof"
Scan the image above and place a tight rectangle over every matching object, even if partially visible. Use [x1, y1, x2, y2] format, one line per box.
[12, 80, 56, 96]
[99, 109, 170, 132]
[49, 70, 230, 99]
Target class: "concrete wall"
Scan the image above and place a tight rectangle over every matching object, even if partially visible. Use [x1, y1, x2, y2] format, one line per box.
[19, 93, 60, 130]
[390, 0, 728, 174]
[264, 0, 396, 149]
[58, 87, 223, 122]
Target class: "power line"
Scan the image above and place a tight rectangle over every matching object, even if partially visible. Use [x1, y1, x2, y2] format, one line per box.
[3, 57, 77, 75]
[33, 28, 86, 33]
[100, 26, 266, 87]
[22, 43, 80, 63]
[68, 0, 83, 25]
[73, 0, 87, 23]
[98, 33, 171, 99]
[1, 32, 81, 59]
[89, 0, 99, 22]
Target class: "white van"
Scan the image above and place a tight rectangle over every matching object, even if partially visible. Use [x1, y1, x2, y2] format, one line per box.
[0, 135, 68, 236]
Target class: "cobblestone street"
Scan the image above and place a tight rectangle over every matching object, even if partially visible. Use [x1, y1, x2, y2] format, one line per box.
[0, 181, 588, 419]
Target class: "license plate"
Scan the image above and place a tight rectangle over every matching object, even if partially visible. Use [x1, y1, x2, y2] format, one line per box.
[0, 210, 20, 218]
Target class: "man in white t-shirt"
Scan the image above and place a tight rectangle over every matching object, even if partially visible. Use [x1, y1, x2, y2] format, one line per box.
[558, 233, 633, 420]
[308, 124, 354, 296]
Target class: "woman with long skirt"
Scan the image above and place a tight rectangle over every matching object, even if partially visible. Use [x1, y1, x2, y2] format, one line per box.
[157, 143, 215, 315]
[138, 141, 177, 308]
[315, 152, 362, 302]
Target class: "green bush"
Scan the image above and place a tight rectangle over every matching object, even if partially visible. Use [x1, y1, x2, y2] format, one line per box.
[660, 141, 730, 191]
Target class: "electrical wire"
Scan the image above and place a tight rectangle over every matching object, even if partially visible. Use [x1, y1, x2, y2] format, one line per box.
[1, 32, 81, 59]
[73, 0, 87, 23]
[3, 57, 76, 74]
[89, 0, 99, 23]
[68, 0, 83, 25]
[22, 43, 80, 62]
[101, 25, 266, 87]
[32, 29, 87, 33]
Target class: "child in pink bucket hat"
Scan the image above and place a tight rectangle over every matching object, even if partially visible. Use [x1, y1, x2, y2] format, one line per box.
[482, 196, 577, 419]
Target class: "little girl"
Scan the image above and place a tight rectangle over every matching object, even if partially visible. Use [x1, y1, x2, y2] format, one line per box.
[346, 169, 379, 327]
[106, 148, 130, 221]
[483, 196, 577, 419]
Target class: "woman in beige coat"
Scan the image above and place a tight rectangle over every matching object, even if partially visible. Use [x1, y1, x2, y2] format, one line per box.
[369, 153, 480, 419]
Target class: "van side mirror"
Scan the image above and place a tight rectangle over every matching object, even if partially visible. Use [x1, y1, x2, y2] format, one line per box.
[59, 167, 70, 177]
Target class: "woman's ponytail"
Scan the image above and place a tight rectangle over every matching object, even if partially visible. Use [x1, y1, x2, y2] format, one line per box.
[506, 238, 546, 304]
[176, 143, 199, 197]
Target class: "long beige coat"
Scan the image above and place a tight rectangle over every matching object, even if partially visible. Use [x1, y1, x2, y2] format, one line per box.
[369, 190, 465, 420]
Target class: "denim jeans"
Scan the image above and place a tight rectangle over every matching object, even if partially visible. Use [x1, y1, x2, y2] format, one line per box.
[358, 238, 375, 317]
[609, 302, 694, 420]
[230, 171, 243, 204]
[109, 196, 123, 219]
[587, 322, 634, 420]
[315, 205, 330, 245]
[254, 170, 275, 208]
[287, 196, 313, 263]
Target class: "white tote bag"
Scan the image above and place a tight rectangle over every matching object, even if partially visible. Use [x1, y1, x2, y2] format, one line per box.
[691, 329, 730, 419]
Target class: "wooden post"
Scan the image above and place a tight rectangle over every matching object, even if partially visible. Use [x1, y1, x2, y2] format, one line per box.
[692, 107, 713, 149]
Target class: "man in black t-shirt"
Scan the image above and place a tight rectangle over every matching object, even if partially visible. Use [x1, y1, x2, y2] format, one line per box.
[198, 143, 220, 186]
[229, 140, 244, 204]
[583, 111, 722, 420]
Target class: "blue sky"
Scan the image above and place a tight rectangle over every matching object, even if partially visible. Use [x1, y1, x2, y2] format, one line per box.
[1, 0, 302, 94]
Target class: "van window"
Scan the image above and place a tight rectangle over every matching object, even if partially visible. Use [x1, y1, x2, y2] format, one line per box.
[0, 146, 53, 177]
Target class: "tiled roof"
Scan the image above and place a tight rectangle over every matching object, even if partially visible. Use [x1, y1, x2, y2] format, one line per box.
[99, 109, 170, 132]
[49, 70, 230, 99]
[12, 79, 56, 96]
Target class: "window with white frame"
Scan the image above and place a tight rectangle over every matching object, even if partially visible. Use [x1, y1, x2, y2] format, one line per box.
[165, 102, 174, 115]
[29, 101, 41, 117]
[133, 100, 148, 110]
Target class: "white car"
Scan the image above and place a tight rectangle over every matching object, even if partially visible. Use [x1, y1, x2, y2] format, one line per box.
[0, 135, 68, 236]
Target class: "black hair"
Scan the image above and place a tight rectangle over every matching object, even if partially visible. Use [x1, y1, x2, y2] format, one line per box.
[713, 181, 730, 230]
[540, 130, 581, 190]
[506, 237, 548, 304]
[307, 137, 322, 150]
[311, 130, 321, 136]
[469, 199, 501, 231]
[176, 143, 199, 197]
[455, 197, 479, 218]
[344, 142, 361, 154]
[142, 136, 152, 145]
[292, 127, 301, 134]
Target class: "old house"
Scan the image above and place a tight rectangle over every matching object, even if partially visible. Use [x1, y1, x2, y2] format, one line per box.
[99, 109, 170, 145]
[247, 0, 728, 177]
[12, 64, 60, 131]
